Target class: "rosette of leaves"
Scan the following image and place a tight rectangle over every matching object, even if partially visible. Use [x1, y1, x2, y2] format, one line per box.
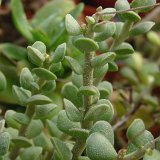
[53, 0, 159, 160]
[2, 41, 68, 160]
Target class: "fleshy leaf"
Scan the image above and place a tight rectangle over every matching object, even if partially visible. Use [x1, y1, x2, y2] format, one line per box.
[27, 46, 45, 66]
[26, 94, 52, 105]
[12, 136, 32, 148]
[65, 14, 81, 36]
[64, 99, 83, 122]
[86, 133, 117, 160]
[131, 0, 156, 13]
[89, 121, 114, 145]
[52, 43, 66, 63]
[91, 52, 116, 68]
[94, 22, 116, 42]
[65, 56, 83, 75]
[0, 71, 7, 91]
[69, 128, 89, 140]
[33, 67, 57, 80]
[20, 147, 42, 160]
[26, 120, 44, 139]
[0, 132, 10, 156]
[74, 38, 99, 53]
[130, 21, 155, 36]
[20, 68, 34, 90]
[12, 85, 31, 106]
[11, 0, 33, 41]
[51, 137, 73, 160]
[57, 110, 81, 134]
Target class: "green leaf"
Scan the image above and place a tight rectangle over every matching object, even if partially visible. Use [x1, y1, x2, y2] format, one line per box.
[0, 132, 10, 156]
[41, 80, 56, 94]
[51, 137, 73, 160]
[50, 62, 63, 73]
[147, 31, 160, 46]
[97, 81, 113, 99]
[46, 120, 62, 138]
[12, 136, 32, 148]
[31, 0, 75, 27]
[94, 22, 116, 42]
[120, 11, 141, 22]
[93, 22, 108, 33]
[26, 120, 43, 139]
[113, 42, 134, 56]
[78, 86, 97, 96]
[91, 52, 116, 67]
[134, 130, 154, 148]
[120, 67, 139, 84]
[131, 0, 156, 13]
[35, 104, 57, 119]
[126, 143, 138, 154]
[52, 43, 66, 63]
[115, 0, 141, 22]
[65, 56, 83, 75]
[93, 64, 108, 84]
[20, 68, 34, 90]
[27, 46, 45, 66]
[127, 119, 145, 141]
[33, 133, 52, 151]
[143, 95, 158, 109]
[72, 72, 83, 88]
[84, 103, 109, 121]
[12, 85, 31, 106]
[115, 0, 130, 11]
[99, 8, 116, 21]
[0, 43, 27, 60]
[86, 133, 117, 160]
[32, 41, 46, 54]
[85, 16, 95, 25]
[20, 147, 42, 160]
[57, 110, 81, 134]
[61, 82, 82, 107]
[5, 110, 20, 129]
[74, 38, 99, 53]
[98, 41, 109, 52]
[93, 99, 114, 122]
[64, 99, 83, 122]
[114, 22, 124, 38]
[108, 61, 118, 72]
[89, 121, 114, 145]
[26, 94, 52, 105]
[48, 3, 84, 50]
[33, 68, 57, 80]
[11, 0, 33, 41]
[144, 149, 160, 160]
[12, 112, 29, 125]
[69, 128, 89, 140]
[65, 14, 81, 36]
[130, 21, 155, 36]
[0, 71, 7, 91]
[0, 120, 5, 133]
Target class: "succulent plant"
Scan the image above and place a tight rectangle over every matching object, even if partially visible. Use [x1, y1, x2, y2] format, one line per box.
[0, 0, 160, 160]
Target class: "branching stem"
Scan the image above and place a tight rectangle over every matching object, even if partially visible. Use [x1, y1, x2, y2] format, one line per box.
[99, 3, 160, 15]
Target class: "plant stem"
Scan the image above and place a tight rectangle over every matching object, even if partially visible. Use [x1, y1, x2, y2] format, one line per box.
[9, 105, 35, 160]
[99, 3, 160, 15]
[116, 136, 160, 160]
[9, 78, 45, 159]
[72, 51, 94, 160]
[110, 21, 133, 50]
